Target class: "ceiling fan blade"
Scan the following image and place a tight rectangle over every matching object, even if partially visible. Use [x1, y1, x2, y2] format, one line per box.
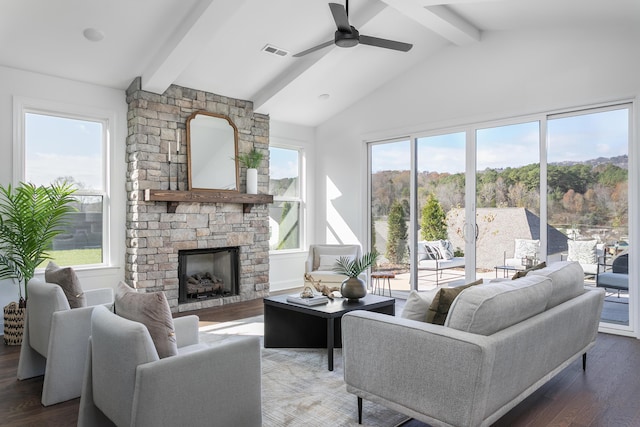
[293, 40, 335, 58]
[359, 35, 413, 52]
[329, 3, 352, 33]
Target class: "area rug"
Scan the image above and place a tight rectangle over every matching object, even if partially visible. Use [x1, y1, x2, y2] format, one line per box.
[199, 316, 411, 427]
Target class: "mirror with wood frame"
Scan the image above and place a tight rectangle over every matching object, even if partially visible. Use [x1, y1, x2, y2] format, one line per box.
[187, 111, 239, 191]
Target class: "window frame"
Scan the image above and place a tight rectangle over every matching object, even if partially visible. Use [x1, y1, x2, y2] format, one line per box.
[268, 144, 305, 253]
[13, 96, 113, 269]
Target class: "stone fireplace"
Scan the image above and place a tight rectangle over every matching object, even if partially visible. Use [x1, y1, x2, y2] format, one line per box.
[124, 77, 270, 312]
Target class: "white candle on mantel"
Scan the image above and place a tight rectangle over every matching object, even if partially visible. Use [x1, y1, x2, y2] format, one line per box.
[176, 131, 180, 155]
[168, 141, 172, 162]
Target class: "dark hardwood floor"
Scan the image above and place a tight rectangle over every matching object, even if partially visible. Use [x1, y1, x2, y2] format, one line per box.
[1, 298, 639, 427]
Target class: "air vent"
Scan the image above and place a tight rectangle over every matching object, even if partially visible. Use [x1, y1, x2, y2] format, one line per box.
[262, 44, 289, 57]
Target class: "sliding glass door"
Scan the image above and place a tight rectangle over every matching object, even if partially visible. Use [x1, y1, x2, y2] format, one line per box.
[369, 140, 411, 292]
[367, 103, 633, 332]
[475, 121, 541, 278]
[547, 105, 630, 326]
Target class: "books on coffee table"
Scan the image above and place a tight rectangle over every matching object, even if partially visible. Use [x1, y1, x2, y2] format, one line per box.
[286, 294, 329, 306]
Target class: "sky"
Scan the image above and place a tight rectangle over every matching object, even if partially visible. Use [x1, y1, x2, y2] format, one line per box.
[269, 146, 299, 179]
[25, 113, 103, 190]
[370, 107, 629, 174]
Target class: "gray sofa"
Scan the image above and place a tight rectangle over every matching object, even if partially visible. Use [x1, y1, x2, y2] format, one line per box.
[342, 261, 605, 427]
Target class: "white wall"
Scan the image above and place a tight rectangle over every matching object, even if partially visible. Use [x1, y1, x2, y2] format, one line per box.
[269, 120, 316, 291]
[0, 66, 127, 327]
[313, 26, 640, 334]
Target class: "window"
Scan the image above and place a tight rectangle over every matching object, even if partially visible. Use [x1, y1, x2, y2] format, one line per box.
[20, 107, 108, 267]
[269, 146, 303, 251]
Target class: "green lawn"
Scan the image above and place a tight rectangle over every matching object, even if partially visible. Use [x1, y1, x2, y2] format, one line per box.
[38, 249, 102, 268]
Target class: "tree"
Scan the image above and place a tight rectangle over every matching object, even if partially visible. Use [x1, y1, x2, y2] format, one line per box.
[420, 194, 447, 241]
[386, 201, 407, 264]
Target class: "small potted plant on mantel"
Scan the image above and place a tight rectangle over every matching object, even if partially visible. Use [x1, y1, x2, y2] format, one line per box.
[0, 181, 76, 345]
[332, 251, 379, 301]
[235, 148, 264, 194]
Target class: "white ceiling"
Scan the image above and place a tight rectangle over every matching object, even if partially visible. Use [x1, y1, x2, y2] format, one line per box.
[1, 0, 638, 127]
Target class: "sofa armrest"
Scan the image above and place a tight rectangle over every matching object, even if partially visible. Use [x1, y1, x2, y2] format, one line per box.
[132, 335, 262, 427]
[342, 311, 495, 427]
[84, 288, 114, 307]
[173, 315, 200, 347]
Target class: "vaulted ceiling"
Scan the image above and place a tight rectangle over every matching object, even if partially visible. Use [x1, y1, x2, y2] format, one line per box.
[1, 0, 637, 126]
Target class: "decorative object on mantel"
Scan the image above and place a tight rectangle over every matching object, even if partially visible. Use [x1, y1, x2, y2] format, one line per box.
[235, 148, 264, 194]
[144, 189, 273, 214]
[332, 251, 379, 302]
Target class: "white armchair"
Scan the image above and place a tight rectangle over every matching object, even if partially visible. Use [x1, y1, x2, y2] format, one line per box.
[17, 277, 114, 406]
[305, 244, 363, 285]
[78, 305, 262, 427]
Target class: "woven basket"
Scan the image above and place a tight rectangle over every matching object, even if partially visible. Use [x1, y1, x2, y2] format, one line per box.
[3, 302, 25, 346]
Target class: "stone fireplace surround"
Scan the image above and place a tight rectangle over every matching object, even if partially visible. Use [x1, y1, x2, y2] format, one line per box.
[125, 77, 270, 312]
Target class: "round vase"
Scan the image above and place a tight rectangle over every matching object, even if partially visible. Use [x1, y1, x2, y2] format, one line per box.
[341, 277, 367, 301]
[246, 168, 258, 194]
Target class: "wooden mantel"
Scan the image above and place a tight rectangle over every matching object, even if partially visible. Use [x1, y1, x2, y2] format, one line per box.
[144, 189, 274, 213]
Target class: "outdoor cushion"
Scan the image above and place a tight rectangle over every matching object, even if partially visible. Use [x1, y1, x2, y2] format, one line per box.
[513, 238, 540, 260]
[445, 275, 552, 335]
[567, 240, 597, 265]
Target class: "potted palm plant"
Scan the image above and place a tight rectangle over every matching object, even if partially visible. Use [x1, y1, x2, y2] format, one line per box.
[235, 148, 263, 194]
[332, 251, 379, 301]
[0, 181, 76, 344]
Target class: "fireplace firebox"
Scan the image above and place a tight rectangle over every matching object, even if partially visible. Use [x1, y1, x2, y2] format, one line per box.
[178, 247, 240, 303]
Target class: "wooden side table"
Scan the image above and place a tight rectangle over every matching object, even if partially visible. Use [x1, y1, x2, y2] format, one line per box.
[371, 272, 394, 297]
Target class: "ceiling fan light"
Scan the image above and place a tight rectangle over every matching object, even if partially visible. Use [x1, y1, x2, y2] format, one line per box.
[335, 27, 359, 48]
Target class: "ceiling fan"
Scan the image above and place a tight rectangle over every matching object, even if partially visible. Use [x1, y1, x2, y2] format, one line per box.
[293, 1, 413, 57]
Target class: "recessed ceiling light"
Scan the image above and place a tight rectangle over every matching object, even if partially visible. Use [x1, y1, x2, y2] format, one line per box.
[318, 94, 330, 101]
[83, 28, 104, 42]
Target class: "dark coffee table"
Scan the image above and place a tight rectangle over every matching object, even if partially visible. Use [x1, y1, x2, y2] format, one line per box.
[263, 293, 395, 371]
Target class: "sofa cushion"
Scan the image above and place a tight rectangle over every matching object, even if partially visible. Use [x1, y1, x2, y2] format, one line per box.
[527, 261, 584, 309]
[426, 279, 483, 325]
[44, 261, 86, 308]
[511, 261, 547, 280]
[400, 289, 438, 322]
[445, 275, 552, 335]
[114, 281, 178, 358]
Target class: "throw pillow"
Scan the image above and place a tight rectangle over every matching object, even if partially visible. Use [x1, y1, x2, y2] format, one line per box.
[423, 242, 443, 260]
[567, 240, 597, 265]
[44, 261, 86, 308]
[400, 289, 438, 322]
[317, 254, 344, 271]
[511, 261, 547, 280]
[513, 238, 540, 260]
[114, 281, 178, 358]
[426, 279, 483, 325]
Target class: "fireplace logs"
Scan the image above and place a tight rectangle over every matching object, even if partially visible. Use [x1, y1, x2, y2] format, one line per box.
[186, 272, 224, 298]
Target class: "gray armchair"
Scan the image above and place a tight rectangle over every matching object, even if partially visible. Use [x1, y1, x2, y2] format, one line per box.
[17, 277, 114, 406]
[78, 305, 262, 427]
